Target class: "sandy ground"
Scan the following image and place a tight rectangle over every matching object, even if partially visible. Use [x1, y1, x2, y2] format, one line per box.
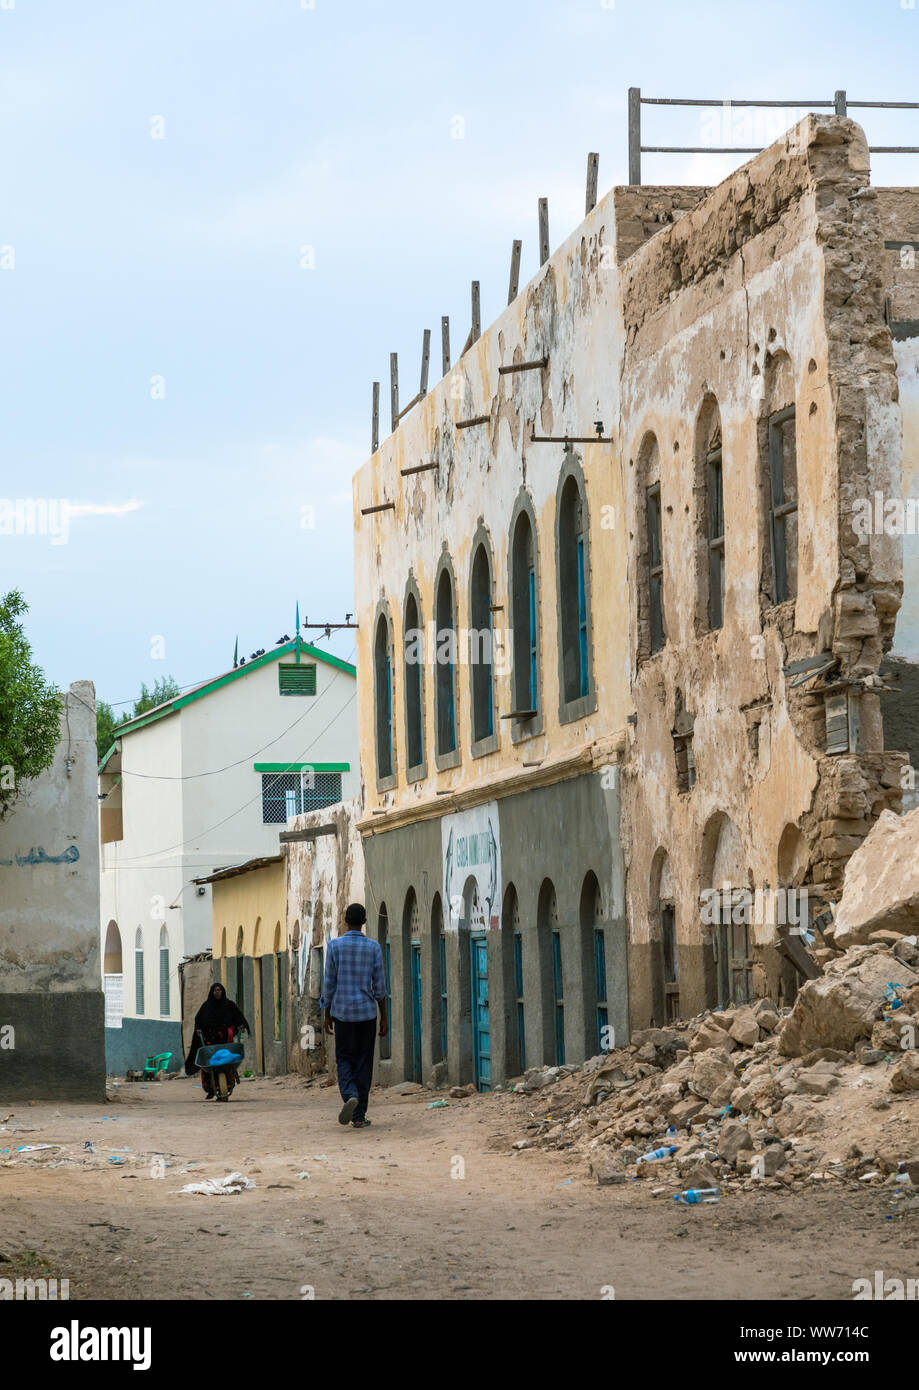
[1, 1073, 917, 1301]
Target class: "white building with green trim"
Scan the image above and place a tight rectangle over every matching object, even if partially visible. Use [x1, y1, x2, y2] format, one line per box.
[98, 640, 358, 1073]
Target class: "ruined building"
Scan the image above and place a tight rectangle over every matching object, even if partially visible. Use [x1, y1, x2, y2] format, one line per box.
[351, 116, 919, 1091]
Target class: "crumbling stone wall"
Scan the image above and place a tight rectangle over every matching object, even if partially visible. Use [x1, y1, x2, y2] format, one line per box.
[620, 117, 910, 1028]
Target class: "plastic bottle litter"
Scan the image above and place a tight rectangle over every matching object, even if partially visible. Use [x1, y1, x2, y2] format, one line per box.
[637, 1145, 677, 1164]
[674, 1188, 720, 1205]
[426, 1099, 448, 1109]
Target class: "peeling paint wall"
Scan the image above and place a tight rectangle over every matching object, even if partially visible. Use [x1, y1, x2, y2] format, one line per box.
[351, 114, 916, 1056]
[621, 118, 909, 1025]
[285, 797, 365, 1077]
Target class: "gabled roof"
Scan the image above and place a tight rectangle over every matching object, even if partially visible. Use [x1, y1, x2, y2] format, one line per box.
[106, 640, 356, 744]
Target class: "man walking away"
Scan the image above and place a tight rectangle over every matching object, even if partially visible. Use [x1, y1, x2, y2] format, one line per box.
[321, 903, 388, 1128]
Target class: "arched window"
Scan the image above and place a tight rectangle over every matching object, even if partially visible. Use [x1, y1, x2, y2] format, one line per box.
[469, 536, 495, 748]
[557, 457, 593, 716]
[435, 561, 458, 762]
[758, 352, 798, 606]
[510, 501, 539, 721]
[403, 584, 424, 774]
[159, 925, 170, 1017]
[695, 398, 725, 631]
[104, 920, 123, 974]
[134, 927, 145, 1015]
[636, 431, 666, 657]
[103, 921, 124, 1029]
[374, 609, 394, 782]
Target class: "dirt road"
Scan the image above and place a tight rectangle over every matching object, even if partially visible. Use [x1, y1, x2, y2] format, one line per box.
[1, 1074, 914, 1300]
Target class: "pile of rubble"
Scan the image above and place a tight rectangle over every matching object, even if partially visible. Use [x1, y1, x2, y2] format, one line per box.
[510, 934, 919, 1199]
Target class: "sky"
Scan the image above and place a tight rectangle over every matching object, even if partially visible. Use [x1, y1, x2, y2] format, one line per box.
[1, 0, 917, 715]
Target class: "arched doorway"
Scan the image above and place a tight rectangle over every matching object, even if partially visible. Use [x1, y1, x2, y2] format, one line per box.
[377, 905, 391, 1061]
[234, 926, 245, 1019]
[462, 876, 490, 1091]
[649, 850, 678, 1025]
[537, 879, 563, 1065]
[579, 873, 608, 1054]
[402, 888, 422, 1083]
[701, 812, 752, 1007]
[502, 884, 525, 1074]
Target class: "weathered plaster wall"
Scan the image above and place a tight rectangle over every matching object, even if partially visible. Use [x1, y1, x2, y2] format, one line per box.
[0, 682, 105, 1098]
[353, 179, 657, 822]
[285, 797, 365, 1077]
[361, 770, 625, 1085]
[620, 118, 907, 1023]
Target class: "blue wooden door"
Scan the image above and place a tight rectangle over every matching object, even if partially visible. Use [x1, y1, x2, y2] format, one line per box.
[470, 935, 491, 1092]
[514, 929, 525, 1071]
[594, 928, 608, 1054]
[410, 943, 422, 1083]
[552, 929, 565, 1065]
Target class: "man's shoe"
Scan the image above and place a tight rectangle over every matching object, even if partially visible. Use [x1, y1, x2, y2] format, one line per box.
[338, 1096, 358, 1125]
[351, 1118, 371, 1128]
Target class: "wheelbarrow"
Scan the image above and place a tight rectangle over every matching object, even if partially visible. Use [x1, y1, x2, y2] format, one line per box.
[194, 1036, 245, 1102]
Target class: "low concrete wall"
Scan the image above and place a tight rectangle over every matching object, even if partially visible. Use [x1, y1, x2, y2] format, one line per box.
[105, 1018, 183, 1076]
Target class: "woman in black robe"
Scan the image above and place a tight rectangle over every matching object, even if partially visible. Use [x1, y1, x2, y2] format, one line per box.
[184, 983, 251, 1097]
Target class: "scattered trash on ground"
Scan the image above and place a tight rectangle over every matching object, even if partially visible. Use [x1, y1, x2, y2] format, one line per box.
[177, 1172, 256, 1197]
[508, 927, 919, 1201]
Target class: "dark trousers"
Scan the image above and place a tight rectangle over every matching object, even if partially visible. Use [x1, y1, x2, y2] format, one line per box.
[333, 1017, 377, 1121]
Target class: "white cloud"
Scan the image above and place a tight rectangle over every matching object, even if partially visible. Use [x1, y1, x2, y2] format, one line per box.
[66, 500, 145, 519]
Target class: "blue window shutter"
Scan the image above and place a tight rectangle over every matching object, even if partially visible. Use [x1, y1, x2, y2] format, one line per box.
[577, 537, 588, 697]
[159, 948, 169, 1016]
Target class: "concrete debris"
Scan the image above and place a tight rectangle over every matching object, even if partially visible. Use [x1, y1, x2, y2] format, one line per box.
[778, 945, 919, 1057]
[889, 1051, 919, 1093]
[509, 938, 919, 1197]
[832, 806, 919, 948]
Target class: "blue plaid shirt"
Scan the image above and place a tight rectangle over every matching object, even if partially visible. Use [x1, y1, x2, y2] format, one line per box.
[320, 930, 386, 1022]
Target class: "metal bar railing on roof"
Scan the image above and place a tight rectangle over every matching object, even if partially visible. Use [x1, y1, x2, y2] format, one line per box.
[628, 87, 919, 184]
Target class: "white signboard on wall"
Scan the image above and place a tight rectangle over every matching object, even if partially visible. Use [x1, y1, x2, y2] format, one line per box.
[442, 800, 501, 932]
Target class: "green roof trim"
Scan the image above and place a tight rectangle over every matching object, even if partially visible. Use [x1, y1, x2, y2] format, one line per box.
[98, 742, 120, 774]
[254, 762, 350, 773]
[114, 641, 356, 740]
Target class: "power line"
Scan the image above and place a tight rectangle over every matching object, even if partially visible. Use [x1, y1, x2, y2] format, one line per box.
[109, 687, 357, 866]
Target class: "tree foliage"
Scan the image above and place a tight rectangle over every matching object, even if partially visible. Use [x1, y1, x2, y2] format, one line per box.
[97, 675, 182, 761]
[0, 591, 62, 816]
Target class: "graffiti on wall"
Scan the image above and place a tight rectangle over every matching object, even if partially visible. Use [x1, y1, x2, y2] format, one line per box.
[0, 845, 80, 868]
